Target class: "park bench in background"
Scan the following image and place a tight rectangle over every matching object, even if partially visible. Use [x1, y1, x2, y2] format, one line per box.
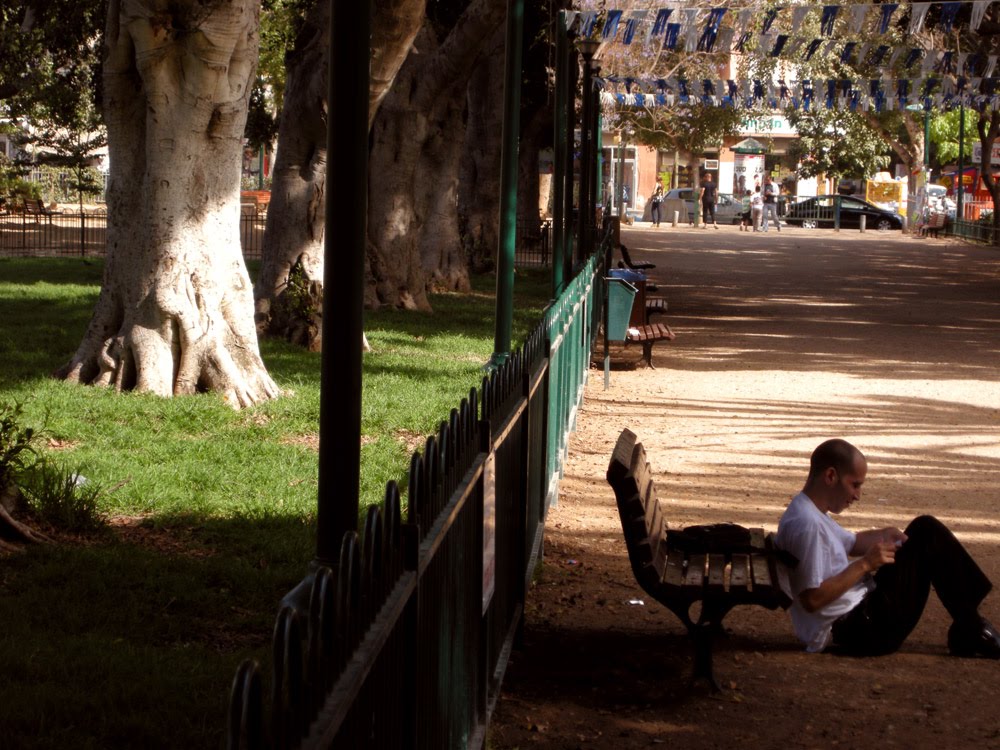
[617, 243, 668, 321]
[920, 212, 946, 238]
[22, 198, 60, 224]
[606, 428, 794, 690]
[618, 243, 655, 271]
[240, 190, 271, 217]
[609, 265, 674, 367]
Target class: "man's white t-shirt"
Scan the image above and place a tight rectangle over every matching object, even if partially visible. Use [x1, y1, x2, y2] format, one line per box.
[775, 492, 874, 652]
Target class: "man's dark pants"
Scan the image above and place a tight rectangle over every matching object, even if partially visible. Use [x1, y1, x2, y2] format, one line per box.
[702, 199, 715, 224]
[832, 516, 992, 655]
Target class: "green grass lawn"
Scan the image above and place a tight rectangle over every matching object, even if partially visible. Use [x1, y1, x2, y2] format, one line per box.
[0, 257, 551, 748]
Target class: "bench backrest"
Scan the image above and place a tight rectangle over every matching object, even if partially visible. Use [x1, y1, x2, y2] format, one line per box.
[606, 428, 669, 593]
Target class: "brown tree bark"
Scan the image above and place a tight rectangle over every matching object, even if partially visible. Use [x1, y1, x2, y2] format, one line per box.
[253, 0, 426, 345]
[976, 110, 1000, 244]
[367, 0, 506, 309]
[58, 0, 278, 408]
[458, 28, 505, 273]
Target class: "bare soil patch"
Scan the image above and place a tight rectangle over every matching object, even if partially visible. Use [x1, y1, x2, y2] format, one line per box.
[489, 227, 1000, 749]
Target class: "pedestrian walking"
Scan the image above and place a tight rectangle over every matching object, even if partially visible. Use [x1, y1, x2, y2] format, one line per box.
[700, 173, 719, 229]
[649, 180, 664, 227]
[740, 189, 752, 231]
[762, 174, 781, 232]
[751, 186, 763, 231]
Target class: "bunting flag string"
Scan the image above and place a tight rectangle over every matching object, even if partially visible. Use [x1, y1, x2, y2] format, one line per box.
[603, 10, 623, 40]
[568, 1, 997, 54]
[596, 73, 1000, 113]
[698, 8, 727, 52]
[939, 1, 962, 30]
[821, 5, 841, 36]
[972, 0, 993, 27]
[908, 2, 932, 33]
[879, 3, 900, 33]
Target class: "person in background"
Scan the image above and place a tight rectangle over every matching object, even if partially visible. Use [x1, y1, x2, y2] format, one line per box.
[649, 180, 664, 227]
[699, 172, 719, 229]
[776, 439, 1000, 658]
[751, 186, 763, 232]
[761, 174, 781, 232]
[740, 189, 752, 232]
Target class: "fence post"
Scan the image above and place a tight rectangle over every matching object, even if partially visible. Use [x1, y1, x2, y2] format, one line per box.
[859, 214, 866, 233]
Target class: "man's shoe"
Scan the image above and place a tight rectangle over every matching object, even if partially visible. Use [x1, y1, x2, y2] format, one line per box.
[948, 616, 1000, 658]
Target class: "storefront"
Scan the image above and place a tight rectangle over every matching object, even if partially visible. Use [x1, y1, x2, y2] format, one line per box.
[720, 114, 818, 199]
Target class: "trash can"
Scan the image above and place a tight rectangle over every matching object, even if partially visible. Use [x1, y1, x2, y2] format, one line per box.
[607, 268, 645, 283]
[605, 278, 637, 341]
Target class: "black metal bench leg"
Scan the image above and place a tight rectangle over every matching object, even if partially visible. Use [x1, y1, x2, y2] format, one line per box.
[641, 342, 655, 368]
[689, 624, 721, 692]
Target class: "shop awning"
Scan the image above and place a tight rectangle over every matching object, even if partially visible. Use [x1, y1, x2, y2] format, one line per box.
[731, 137, 767, 154]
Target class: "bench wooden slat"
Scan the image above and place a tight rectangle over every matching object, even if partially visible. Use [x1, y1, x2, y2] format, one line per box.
[627, 323, 676, 343]
[646, 297, 668, 313]
[750, 553, 773, 590]
[641, 478, 663, 537]
[685, 553, 707, 589]
[607, 429, 637, 483]
[663, 548, 686, 586]
[707, 554, 727, 592]
[730, 553, 750, 590]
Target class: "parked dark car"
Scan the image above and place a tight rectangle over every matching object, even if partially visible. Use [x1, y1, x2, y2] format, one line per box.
[784, 196, 903, 230]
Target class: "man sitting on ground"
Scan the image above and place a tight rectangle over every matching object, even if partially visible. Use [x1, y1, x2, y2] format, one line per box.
[776, 438, 1000, 658]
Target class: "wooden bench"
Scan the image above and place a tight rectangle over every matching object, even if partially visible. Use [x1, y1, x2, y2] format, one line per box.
[606, 428, 793, 690]
[240, 190, 271, 217]
[626, 323, 676, 367]
[618, 243, 655, 271]
[920, 212, 946, 238]
[22, 198, 60, 224]
[620, 272, 674, 367]
[645, 296, 668, 320]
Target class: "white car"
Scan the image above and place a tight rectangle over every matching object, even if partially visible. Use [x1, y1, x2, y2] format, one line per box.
[661, 188, 743, 224]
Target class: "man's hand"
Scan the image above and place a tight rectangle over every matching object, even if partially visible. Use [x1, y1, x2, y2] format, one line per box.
[862, 541, 897, 572]
[852, 527, 907, 556]
[880, 527, 908, 546]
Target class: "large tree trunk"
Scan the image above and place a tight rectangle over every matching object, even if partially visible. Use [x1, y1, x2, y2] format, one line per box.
[58, 0, 278, 408]
[417, 83, 472, 294]
[458, 28, 505, 273]
[976, 111, 1000, 245]
[367, 0, 505, 310]
[253, 0, 426, 346]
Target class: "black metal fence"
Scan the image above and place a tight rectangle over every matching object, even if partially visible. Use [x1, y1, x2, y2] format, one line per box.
[2, 210, 548, 265]
[226, 251, 602, 749]
[227, 328, 552, 748]
[0, 210, 109, 256]
[0, 209, 267, 259]
[944, 217, 1000, 245]
[514, 219, 552, 267]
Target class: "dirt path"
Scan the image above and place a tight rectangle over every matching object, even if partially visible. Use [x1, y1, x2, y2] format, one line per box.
[489, 225, 1000, 749]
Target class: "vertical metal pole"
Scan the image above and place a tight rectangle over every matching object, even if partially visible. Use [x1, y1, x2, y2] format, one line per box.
[562, 48, 577, 283]
[577, 51, 594, 264]
[551, 13, 568, 297]
[317, 0, 370, 565]
[491, 0, 525, 365]
[923, 109, 931, 167]
[958, 104, 965, 223]
[594, 111, 603, 218]
[258, 147, 265, 190]
[618, 135, 625, 217]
